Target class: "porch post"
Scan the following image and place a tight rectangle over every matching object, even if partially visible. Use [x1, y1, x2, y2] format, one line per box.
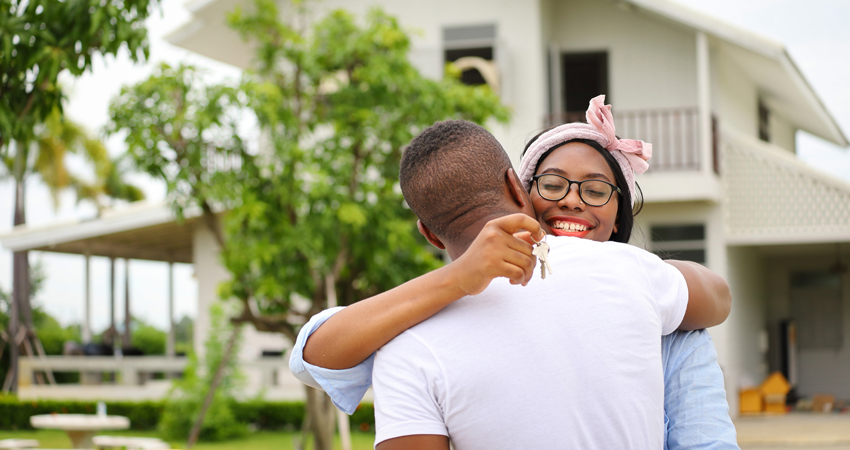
[696, 31, 712, 175]
[83, 251, 91, 344]
[167, 261, 175, 357]
[123, 259, 131, 349]
[110, 257, 116, 332]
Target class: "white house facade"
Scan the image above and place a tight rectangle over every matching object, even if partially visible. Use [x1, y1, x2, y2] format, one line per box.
[2, 0, 848, 414]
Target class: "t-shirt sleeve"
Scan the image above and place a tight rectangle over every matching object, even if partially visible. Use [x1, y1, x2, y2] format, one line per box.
[633, 249, 689, 335]
[288, 306, 374, 414]
[373, 331, 449, 446]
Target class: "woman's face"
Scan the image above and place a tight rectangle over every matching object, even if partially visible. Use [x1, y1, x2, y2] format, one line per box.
[530, 142, 620, 242]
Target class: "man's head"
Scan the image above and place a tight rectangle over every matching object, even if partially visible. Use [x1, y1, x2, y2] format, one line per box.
[400, 120, 534, 257]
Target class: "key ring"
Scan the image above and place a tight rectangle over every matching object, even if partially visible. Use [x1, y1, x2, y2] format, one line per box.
[530, 232, 546, 245]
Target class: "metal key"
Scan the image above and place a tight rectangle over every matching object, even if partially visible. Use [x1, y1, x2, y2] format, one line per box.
[531, 239, 552, 279]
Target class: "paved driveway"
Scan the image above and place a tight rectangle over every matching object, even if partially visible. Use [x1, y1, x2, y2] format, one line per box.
[735, 413, 850, 449]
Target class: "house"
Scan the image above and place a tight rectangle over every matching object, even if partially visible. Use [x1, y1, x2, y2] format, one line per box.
[2, 0, 848, 414]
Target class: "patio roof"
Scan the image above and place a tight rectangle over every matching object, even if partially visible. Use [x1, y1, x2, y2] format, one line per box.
[0, 203, 199, 263]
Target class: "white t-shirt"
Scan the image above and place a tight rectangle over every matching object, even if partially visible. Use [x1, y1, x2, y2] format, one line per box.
[372, 236, 688, 450]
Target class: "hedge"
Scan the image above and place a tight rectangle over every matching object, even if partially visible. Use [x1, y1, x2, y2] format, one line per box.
[0, 396, 375, 432]
[0, 397, 162, 430]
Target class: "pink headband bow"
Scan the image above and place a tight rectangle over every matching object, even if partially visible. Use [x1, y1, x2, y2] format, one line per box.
[518, 95, 652, 206]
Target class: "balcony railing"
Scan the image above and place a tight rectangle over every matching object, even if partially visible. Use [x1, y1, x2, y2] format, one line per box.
[544, 107, 702, 172]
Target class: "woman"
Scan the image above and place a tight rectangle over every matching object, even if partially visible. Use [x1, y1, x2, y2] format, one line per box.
[291, 96, 738, 449]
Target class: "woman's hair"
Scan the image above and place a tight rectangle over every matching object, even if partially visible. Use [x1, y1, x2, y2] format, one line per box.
[522, 130, 644, 243]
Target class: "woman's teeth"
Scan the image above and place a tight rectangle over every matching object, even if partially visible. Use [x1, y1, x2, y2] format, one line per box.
[551, 221, 589, 232]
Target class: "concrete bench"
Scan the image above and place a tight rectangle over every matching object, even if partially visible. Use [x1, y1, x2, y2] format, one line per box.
[92, 437, 169, 450]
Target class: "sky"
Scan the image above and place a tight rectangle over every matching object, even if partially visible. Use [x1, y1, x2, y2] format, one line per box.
[1, 0, 849, 331]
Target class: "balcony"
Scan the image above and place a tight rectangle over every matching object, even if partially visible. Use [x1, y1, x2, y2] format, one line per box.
[545, 107, 706, 173]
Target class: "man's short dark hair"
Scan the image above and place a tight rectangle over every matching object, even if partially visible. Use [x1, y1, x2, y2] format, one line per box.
[400, 120, 513, 241]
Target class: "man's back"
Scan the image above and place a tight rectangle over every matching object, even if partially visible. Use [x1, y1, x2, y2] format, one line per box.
[373, 237, 688, 450]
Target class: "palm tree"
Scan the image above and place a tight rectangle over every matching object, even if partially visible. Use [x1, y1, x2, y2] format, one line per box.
[0, 108, 144, 391]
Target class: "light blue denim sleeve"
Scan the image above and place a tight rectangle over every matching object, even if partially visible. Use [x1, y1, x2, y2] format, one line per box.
[662, 329, 739, 450]
[288, 306, 375, 415]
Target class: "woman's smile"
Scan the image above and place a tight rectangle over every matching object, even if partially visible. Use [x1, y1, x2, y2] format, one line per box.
[546, 215, 594, 238]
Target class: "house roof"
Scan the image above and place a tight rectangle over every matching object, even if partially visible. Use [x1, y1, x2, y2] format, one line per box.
[0, 203, 198, 263]
[622, 0, 847, 147]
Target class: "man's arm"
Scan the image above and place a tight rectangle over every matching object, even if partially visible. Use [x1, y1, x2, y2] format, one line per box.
[662, 330, 739, 450]
[665, 260, 731, 330]
[376, 435, 450, 450]
[303, 214, 542, 370]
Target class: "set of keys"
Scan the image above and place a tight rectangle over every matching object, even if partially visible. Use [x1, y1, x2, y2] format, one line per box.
[530, 234, 552, 279]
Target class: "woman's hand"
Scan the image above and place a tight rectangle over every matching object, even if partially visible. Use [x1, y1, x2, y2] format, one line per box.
[449, 213, 544, 295]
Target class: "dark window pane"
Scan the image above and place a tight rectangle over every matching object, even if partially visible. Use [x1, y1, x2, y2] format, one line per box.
[791, 271, 840, 289]
[562, 52, 608, 113]
[652, 249, 705, 264]
[650, 225, 705, 242]
[759, 100, 771, 142]
[443, 25, 496, 42]
[445, 47, 493, 86]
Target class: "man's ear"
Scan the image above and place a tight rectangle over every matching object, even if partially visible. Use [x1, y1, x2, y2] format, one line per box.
[417, 219, 446, 250]
[506, 168, 534, 215]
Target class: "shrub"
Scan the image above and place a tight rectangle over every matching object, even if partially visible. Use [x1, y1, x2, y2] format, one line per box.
[158, 305, 247, 442]
[0, 395, 375, 432]
[0, 396, 162, 430]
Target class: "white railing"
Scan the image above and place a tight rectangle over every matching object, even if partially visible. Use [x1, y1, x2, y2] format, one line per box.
[18, 356, 287, 388]
[545, 107, 703, 172]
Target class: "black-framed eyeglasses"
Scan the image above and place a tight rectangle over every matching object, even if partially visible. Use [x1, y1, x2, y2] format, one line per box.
[532, 174, 621, 207]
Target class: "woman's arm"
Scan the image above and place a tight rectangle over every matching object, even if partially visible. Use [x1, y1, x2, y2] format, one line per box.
[303, 213, 542, 370]
[665, 260, 732, 330]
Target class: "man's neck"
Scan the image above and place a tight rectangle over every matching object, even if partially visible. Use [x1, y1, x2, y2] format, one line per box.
[445, 212, 515, 261]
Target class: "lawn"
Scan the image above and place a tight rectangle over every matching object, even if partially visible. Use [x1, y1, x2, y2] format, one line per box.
[0, 429, 376, 450]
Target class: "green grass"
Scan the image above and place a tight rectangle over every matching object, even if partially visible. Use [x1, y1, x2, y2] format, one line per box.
[0, 429, 376, 450]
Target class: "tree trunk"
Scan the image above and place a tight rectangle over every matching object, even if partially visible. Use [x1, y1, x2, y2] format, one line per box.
[305, 386, 336, 450]
[8, 141, 29, 393]
[185, 323, 241, 449]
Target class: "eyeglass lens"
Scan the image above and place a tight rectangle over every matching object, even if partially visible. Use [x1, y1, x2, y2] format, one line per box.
[536, 175, 614, 206]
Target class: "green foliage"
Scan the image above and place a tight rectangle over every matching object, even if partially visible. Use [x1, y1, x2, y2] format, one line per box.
[0, 261, 81, 382]
[108, 4, 510, 343]
[173, 315, 194, 355]
[131, 320, 166, 355]
[219, 2, 509, 329]
[0, 396, 374, 432]
[0, 0, 155, 145]
[159, 305, 246, 442]
[0, 396, 163, 430]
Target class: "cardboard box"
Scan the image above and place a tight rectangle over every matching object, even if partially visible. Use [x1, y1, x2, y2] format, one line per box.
[740, 388, 763, 414]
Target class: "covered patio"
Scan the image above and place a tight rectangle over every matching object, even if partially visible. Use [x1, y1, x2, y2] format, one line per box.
[1, 203, 198, 356]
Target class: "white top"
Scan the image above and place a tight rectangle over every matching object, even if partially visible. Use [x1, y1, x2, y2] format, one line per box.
[29, 414, 130, 431]
[372, 237, 688, 450]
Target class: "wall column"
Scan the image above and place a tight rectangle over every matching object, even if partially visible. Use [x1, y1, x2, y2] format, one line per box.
[696, 31, 713, 176]
[110, 257, 116, 332]
[123, 259, 131, 349]
[83, 251, 91, 344]
[167, 261, 176, 357]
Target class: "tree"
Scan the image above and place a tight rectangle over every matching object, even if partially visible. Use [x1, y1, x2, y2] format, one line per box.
[108, 1, 508, 448]
[0, 0, 154, 391]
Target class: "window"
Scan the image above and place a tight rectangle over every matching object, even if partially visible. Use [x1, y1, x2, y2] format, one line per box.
[758, 99, 770, 142]
[649, 224, 706, 264]
[562, 52, 608, 115]
[443, 25, 497, 88]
